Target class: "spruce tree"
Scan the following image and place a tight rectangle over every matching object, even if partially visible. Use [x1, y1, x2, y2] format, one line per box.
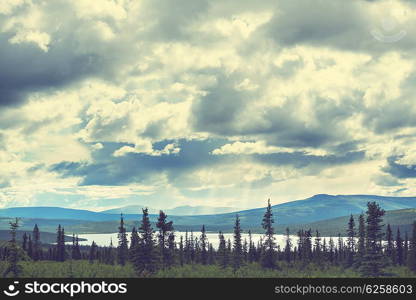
[194, 237, 201, 263]
[179, 235, 184, 266]
[314, 230, 322, 264]
[3, 218, 22, 278]
[32, 224, 40, 261]
[337, 233, 344, 264]
[396, 228, 403, 266]
[200, 225, 208, 265]
[75, 235, 82, 259]
[167, 231, 175, 267]
[284, 227, 292, 264]
[61, 227, 66, 261]
[156, 211, 173, 268]
[89, 241, 97, 263]
[71, 234, 76, 259]
[130, 227, 139, 252]
[297, 230, 304, 261]
[107, 238, 116, 265]
[232, 215, 243, 270]
[184, 231, 191, 264]
[189, 231, 195, 262]
[303, 229, 313, 263]
[131, 208, 159, 275]
[243, 239, 248, 262]
[328, 237, 335, 264]
[355, 213, 366, 267]
[261, 199, 277, 269]
[385, 224, 394, 264]
[117, 214, 128, 266]
[208, 243, 215, 265]
[218, 231, 228, 268]
[346, 214, 356, 268]
[248, 230, 256, 263]
[71, 234, 81, 260]
[407, 221, 416, 272]
[55, 225, 66, 262]
[360, 202, 385, 277]
[227, 238, 232, 263]
[404, 231, 409, 263]
[22, 233, 28, 252]
[28, 235, 33, 259]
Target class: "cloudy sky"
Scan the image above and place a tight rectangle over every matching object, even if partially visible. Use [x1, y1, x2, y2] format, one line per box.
[0, 0, 415, 211]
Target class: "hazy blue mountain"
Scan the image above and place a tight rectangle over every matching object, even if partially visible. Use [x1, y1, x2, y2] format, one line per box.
[165, 194, 416, 230]
[167, 205, 238, 215]
[100, 205, 238, 216]
[0, 207, 129, 221]
[100, 205, 157, 215]
[1, 194, 416, 234]
[62, 206, 416, 235]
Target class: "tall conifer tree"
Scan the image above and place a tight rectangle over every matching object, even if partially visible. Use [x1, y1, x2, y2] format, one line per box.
[117, 214, 128, 266]
[360, 202, 385, 277]
[396, 228, 403, 266]
[200, 225, 208, 265]
[32, 224, 40, 261]
[131, 208, 159, 275]
[55, 225, 66, 262]
[385, 224, 394, 264]
[346, 214, 356, 267]
[22, 233, 28, 252]
[407, 222, 416, 272]
[156, 211, 173, 268]
[261, 199, 277, 269]
[284, 227, 292, 264]
[355, 213, 366, 267]
[218, 232, 228, 268]
[233, 215, 243, 270]
[3, 218, 22, 277]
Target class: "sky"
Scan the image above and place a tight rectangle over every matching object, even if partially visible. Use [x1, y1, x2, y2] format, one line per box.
[0, 0, 416, 211]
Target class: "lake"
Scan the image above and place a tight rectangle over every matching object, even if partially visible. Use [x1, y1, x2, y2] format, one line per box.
[71, 232, 343, 250]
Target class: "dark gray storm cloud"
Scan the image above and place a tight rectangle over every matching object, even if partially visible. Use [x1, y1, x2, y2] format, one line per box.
[263, 0, 416, 53]
[49, 139, 367, 187]
[383, 156, 416, 179]
[0, 34, 102, 106]
[191, 74, 364, 149]
[191, 73, 249, 135]
[50, 140, 230, 186]
[253, 150, 366, 169]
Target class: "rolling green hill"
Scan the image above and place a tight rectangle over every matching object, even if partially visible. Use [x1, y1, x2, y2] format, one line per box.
[291, 208, 416, 237]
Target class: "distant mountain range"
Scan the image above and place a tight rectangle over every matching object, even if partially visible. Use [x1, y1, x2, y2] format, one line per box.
[100, 205, 238, 215]
[0, 194, 416, 236]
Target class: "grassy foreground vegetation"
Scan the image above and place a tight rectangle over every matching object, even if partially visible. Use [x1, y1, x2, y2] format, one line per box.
[0, 261, 414, 278]
[2, 200, 416, 278]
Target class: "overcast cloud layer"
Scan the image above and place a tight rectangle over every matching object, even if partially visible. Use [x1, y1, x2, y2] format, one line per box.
[0, 0, 415, 210]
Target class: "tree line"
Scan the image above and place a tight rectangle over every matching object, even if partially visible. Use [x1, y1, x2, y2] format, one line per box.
[2, 200, 416, 277]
